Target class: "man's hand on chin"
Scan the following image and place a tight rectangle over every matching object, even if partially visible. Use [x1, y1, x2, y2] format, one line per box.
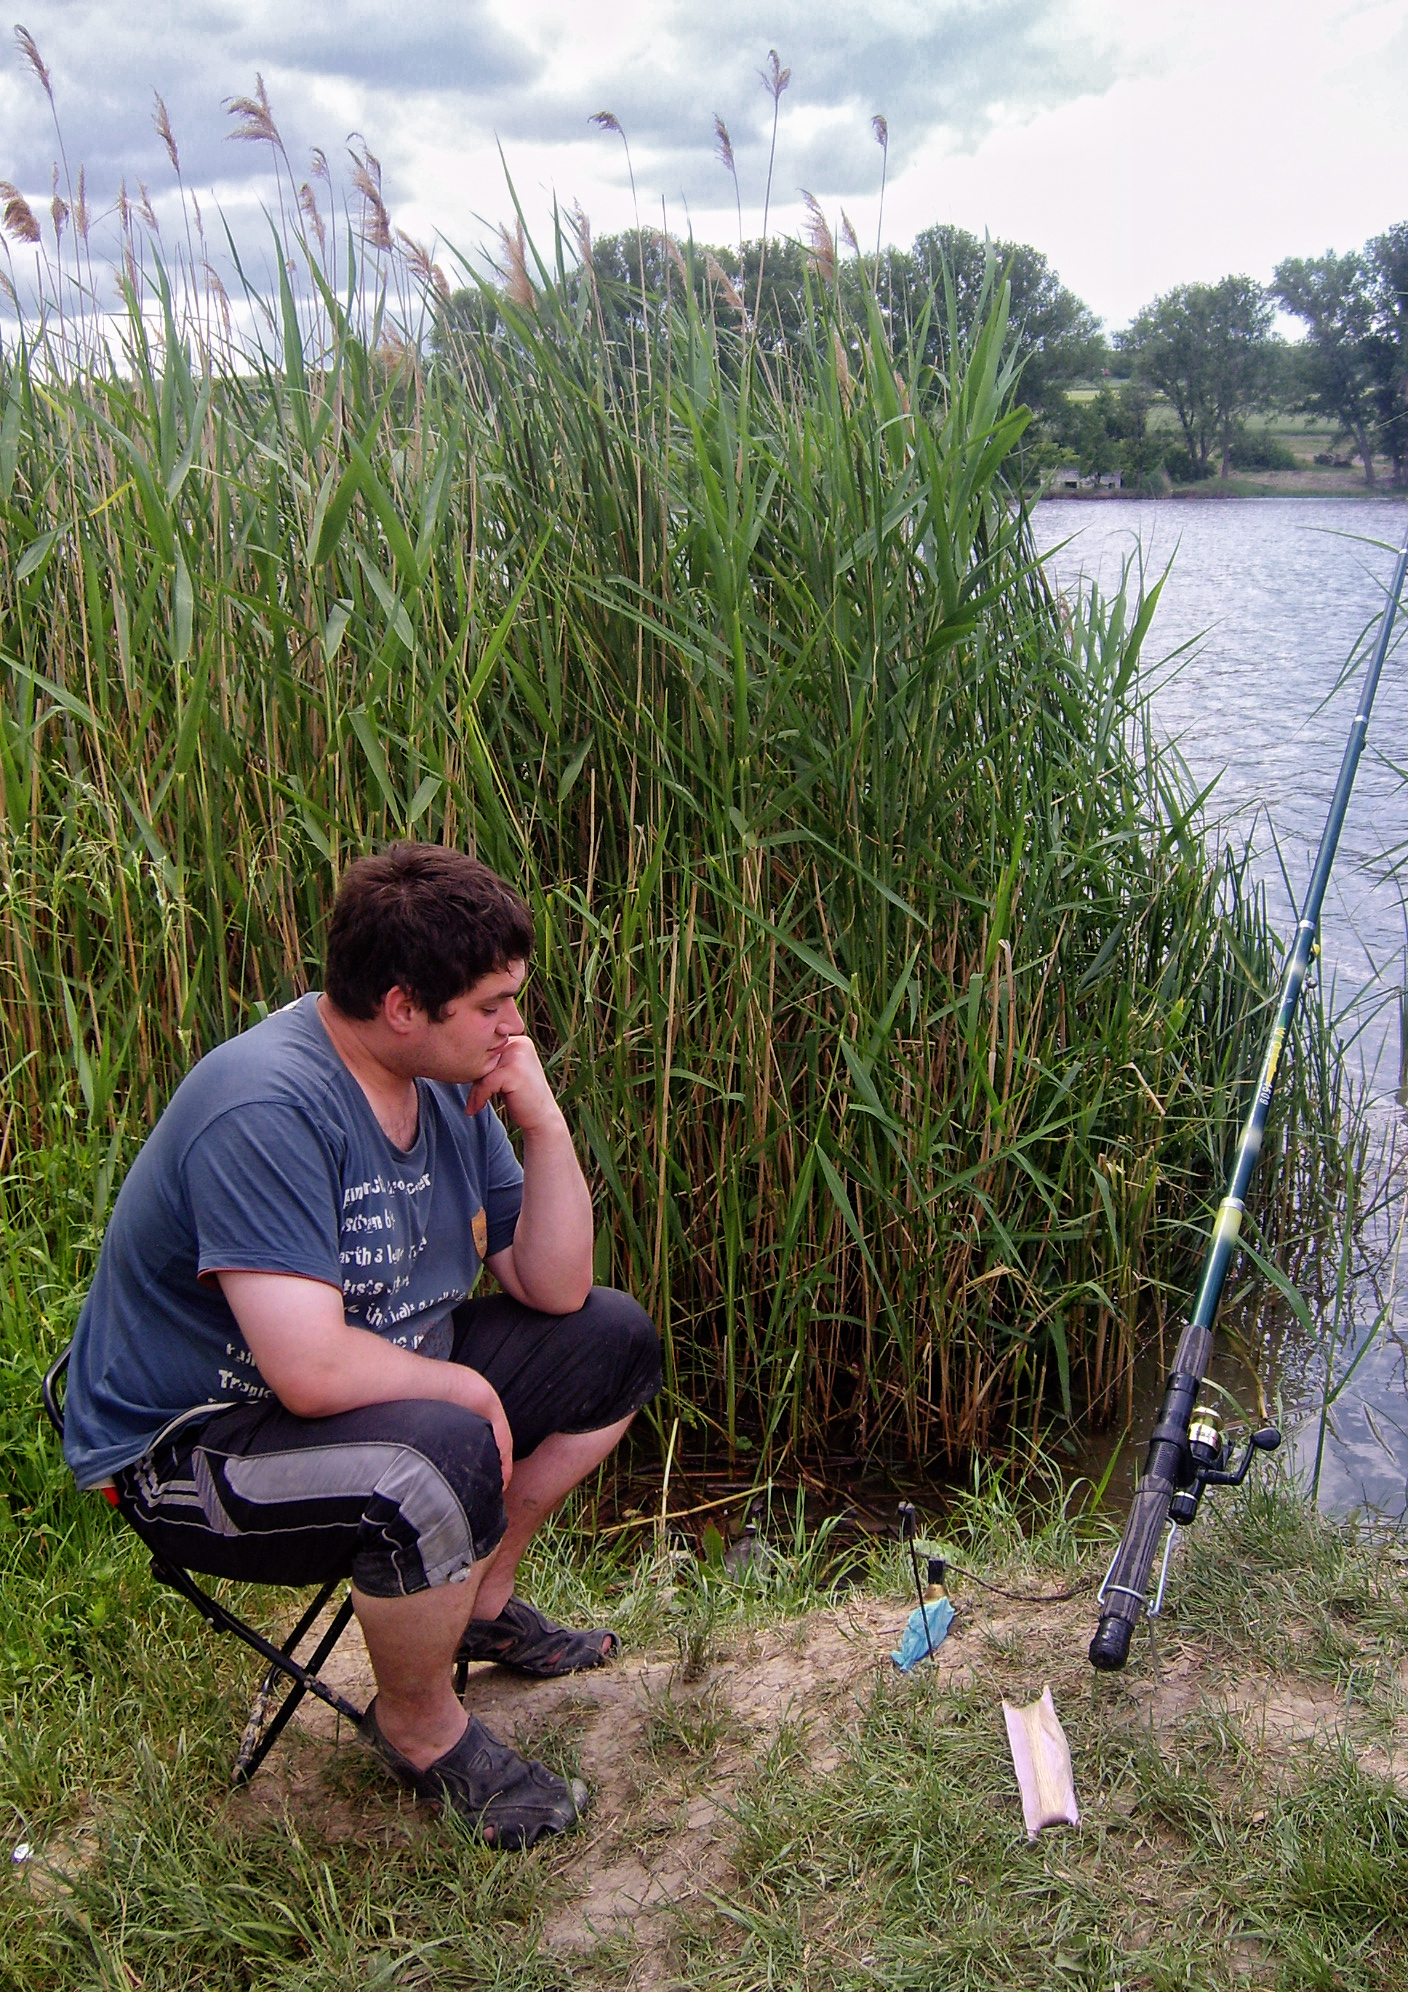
[464, 1035, 561, 1131]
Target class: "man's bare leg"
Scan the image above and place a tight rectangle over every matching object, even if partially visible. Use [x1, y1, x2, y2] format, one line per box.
[357, 1413, 634, 1761]
[470, 1413, 635, 1625]
[354, 1548, 498, 1770]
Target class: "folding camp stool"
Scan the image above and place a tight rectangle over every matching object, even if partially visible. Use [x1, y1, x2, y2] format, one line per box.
[43, 1343, 375, 1787]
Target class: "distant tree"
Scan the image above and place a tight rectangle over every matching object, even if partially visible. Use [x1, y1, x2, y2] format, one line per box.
[1271, 250, 1383, 486]
[1047, 379, 1164, 484]
[904, 227, 1105, 413]
[432, 220, 1103, 445]
[1118, 277, 1277, 479]
[1365, 223, 1408, 484]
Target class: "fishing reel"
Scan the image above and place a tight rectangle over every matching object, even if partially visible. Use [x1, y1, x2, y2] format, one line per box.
[1168, 1405, 1282, 1526]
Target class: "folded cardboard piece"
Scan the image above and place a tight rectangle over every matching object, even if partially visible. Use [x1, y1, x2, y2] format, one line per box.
[1002, 1685, 1079, 1839]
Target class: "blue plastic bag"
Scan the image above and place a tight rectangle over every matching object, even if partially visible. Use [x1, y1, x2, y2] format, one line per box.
[891, 1594, 954, 1671]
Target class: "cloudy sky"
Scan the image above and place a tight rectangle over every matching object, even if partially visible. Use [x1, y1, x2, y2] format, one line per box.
[4, 0, 1408, 330]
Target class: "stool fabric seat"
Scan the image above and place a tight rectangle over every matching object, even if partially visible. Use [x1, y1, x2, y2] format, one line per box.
[43, 1342, 367, 1787]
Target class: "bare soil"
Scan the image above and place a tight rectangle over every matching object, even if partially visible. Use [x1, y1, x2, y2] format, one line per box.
[224, 1575, 1407, 1978]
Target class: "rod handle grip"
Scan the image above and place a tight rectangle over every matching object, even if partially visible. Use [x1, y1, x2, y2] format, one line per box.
[1089, 1613, 1133, 1671]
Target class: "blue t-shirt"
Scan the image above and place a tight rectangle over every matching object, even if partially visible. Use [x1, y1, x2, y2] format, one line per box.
[63, 994, 524, 1486]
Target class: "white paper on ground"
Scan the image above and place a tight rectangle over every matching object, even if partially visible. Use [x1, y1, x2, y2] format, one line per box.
[1002, 1685, 1079, 1839]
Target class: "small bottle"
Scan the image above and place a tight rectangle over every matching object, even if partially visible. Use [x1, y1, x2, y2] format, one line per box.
[892, 1556, 955, 1672]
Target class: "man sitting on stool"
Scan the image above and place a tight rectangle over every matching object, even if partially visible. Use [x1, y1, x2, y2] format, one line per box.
[62, 843, 661, 1848]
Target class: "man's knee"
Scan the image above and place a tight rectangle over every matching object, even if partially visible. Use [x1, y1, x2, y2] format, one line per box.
[351, 1400, 507, 1598]
[579, 1287, 663, 1422]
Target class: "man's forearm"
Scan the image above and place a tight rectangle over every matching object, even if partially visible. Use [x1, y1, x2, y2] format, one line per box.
[215, 1270, 515, 1487]
[215, 1272, 494, 1422]
[509, 1108, 594, 1312]
[276, 1325, 499, 1422]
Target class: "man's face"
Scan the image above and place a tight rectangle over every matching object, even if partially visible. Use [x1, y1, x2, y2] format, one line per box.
[406, 960, 527, 1084]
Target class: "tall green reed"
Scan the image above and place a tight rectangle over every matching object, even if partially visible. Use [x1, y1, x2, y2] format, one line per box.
[0, 169, 1344, 1472]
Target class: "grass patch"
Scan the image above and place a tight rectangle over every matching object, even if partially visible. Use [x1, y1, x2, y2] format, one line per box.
[3, 1474, 1407, 1989]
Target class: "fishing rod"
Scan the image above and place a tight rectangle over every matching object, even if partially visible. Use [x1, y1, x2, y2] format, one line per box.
[1090, 528, 1408, 1673]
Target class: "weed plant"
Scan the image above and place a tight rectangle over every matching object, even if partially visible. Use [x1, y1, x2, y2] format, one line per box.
[0, 90, 1355, 1491]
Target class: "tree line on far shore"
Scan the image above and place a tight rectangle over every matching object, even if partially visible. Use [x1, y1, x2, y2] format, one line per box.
[437, 218, 1408, 491]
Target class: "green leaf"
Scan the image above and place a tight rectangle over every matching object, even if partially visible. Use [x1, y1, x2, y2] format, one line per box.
[406, 773, 441, 825]
[557, 732, 593, 803]
[173, 645, 211, 777]
[313, 463, 360, 567]
[60, 978, 95, 1118]
[349, 439, 421, 595]
[164, 373, 213, 502]
[1092, 1168, 1120, 1257]
[0, 375, 21, 501]
[16, 528, 57, 583]
[322, 598, 353, 661]
[3, 653, 99, 729]
[464, 529, 552, 704]
[357, 549, 415, 649]
[172, 542, 194, 664]
[1048, 1313, 1073, 1423]
[347, 707, 402, 824]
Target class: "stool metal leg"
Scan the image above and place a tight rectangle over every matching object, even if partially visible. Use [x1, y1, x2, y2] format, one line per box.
[231, 1585, 358, 1788]
[148, 1558, 366, 1783]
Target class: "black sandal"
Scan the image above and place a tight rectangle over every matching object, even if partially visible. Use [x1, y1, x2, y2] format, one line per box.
[455, 1596, 620, 1677]
[363, 1698, 587, 1848]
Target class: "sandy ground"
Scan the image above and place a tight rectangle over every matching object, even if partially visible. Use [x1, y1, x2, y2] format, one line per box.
[220, 1573, 1403, 1972]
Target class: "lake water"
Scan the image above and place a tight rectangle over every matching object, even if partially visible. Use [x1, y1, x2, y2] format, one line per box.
[1034, 497, 1408, 1521]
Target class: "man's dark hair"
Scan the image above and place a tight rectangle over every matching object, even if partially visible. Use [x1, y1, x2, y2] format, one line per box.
[325, 844, 535, 1021]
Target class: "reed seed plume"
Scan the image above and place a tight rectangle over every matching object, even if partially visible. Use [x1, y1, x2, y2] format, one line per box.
[202, 258, 232, 339]
[754, 47, 791, 323]
[349, 145, 392, 251]
[49, 166, 66, 248]
[298, 181, 327, 259]
[137, 183, 160, 236]
[590, 110, 623, 136]
[760, 47, 791, 102]
[0, 183, 41, 245]
[225, 75, 280, 150]
[352, 142, 382, 196]
[310, 147, 329, 184]
[802, 191, 835, 283]
[396, 228, 444, 302]
[840, 210, 860, 256]
[715, 112, 744, 251]
[705, 251, 745, 312]
[73, 165, 88, 244]
[14, 24, 52, 104]
[570, 200, 593, 272]
[153, 93, 180, 176]
[871, 113, 888, 149]
[657, 228, 688, 283]
[832, 326, 853, 407]
[498, 217, 535, 310]
[117, 179, 131, 237]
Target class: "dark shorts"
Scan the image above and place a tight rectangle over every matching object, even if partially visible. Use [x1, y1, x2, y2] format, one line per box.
[114, 1288, 660, 1599]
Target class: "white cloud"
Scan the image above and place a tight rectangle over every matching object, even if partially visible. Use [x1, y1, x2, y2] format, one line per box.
[3, 0, 1407, 328]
